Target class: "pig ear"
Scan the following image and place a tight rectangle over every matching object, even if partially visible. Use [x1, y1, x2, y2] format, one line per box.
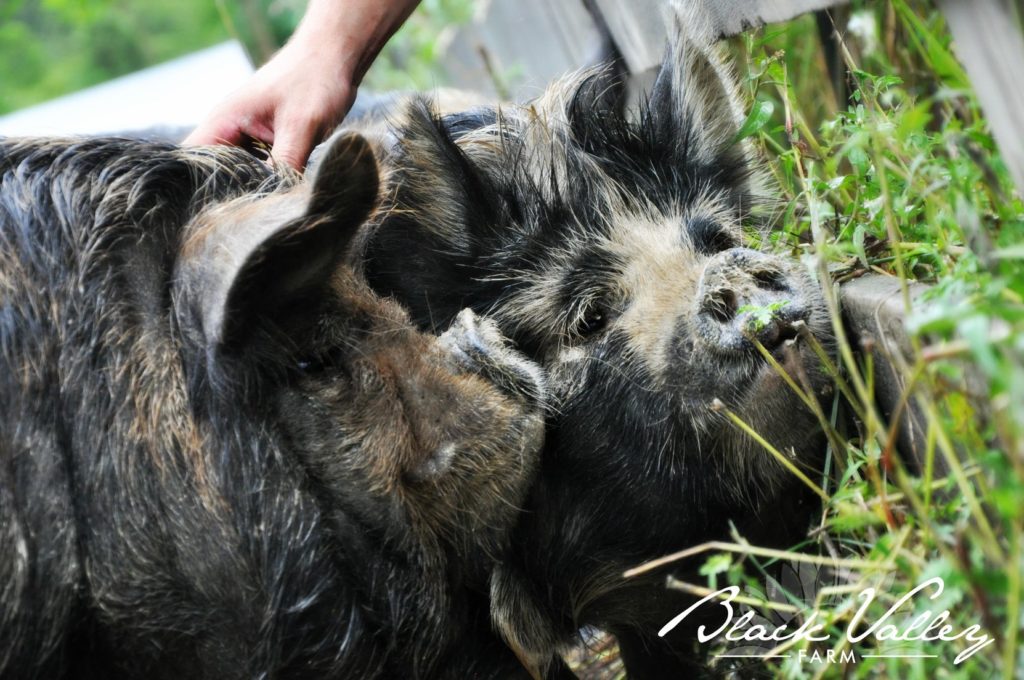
[395, 98, 502, 248]
[304, 131, 380, 224]
[647, 1, 747, 161]
[184, 132, 379, 351]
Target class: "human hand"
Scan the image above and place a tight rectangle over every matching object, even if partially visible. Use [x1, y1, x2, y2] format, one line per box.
[186, 0, 419, 170]
[183, 38, 355, 170]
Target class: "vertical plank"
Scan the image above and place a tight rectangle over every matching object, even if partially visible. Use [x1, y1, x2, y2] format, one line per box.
[591, 0, 851, 74]
[439, 0, 856, 96]
[938, 0, 1024, 196]
[702, 0, 850, 38]
[591, 0, 667, 73]
[442, 0, 602, 100]
[840, 276, 942, 475]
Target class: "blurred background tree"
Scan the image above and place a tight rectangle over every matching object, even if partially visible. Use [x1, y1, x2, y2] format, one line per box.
[0, 0, 228, 114]
[0, 0, 472, 116]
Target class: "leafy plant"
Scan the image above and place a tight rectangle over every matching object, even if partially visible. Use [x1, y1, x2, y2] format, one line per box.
[739, 300, 792, 332]
[0, 0, 228, 115]
[672, 2, 1024, 678]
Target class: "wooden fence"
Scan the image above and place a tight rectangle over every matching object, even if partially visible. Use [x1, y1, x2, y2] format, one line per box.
[442, 0, 1024, 195]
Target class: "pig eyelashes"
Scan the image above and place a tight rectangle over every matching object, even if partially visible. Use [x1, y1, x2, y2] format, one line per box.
[564, 294, 617, 343]
[688, 217, 738, 255]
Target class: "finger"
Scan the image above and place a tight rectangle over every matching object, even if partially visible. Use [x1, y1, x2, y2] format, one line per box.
[270, 121, 318, 171]
[183, 121, 247, 147]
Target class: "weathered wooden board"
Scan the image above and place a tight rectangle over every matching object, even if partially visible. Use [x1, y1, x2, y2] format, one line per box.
[593, 0, 850, 73]
[440, 0, 878, 96]
[840, 275, 935, 473]
[442, 0, 855, 94]
[442, 0, 604, 100]
[590, 0, 667, 73]
[700, 0, 850, 38]
[938, 0, 1024, 197]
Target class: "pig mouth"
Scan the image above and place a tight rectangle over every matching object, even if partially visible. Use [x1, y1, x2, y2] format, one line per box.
[759, 334, 813, 381]
[693, 327, 826, 413]
[747, 335, 832, 414]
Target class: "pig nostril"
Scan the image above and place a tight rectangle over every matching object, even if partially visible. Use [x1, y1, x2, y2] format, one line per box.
[752, 269, 787, 291]
[706, 289, 737, 323]
[777, 320, 799, 344]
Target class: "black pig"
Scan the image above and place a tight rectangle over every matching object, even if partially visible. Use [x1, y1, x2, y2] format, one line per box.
[356, 6, 834, 677]
[0, 133, 544, 679]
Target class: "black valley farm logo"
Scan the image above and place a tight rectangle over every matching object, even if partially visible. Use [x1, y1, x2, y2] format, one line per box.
[658, 563, 993, 666]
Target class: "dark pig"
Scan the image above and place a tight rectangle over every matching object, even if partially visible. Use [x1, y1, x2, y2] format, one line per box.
[355, 5, 835, 677]
[0, 133, 544, 679]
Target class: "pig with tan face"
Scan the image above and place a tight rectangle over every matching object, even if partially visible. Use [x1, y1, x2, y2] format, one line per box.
[356, 7, 834, 677]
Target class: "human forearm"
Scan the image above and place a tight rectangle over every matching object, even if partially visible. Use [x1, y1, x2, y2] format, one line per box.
[290, 0, 421, 86]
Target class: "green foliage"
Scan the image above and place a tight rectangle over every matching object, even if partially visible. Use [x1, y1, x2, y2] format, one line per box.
[735, 98, 776, 142]
[362, 0, 474, 91]
[217, 0, 475, 82]
[688, 2, 1024, 677]
[0, 0, 228, 115]
[738, 300, 791, 332]
[0, 0, 470, 117]
[217, 0, 472, 89]
[215, 0, 304, 65]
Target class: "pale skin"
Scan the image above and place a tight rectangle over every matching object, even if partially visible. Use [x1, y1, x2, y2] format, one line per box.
[184, 0, 420, 170]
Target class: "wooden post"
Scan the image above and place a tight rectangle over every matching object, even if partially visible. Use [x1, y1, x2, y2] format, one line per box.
[840, 276, 938, 474]
[442, 0, 603, 101]
[699, 0, 850, 38]
[589, 0, 851, 75]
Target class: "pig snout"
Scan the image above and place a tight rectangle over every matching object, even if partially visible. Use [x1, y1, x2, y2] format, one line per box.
[695, 248, 810, 355]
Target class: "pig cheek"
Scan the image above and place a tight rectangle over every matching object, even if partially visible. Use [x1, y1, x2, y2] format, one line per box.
[327, 349, 457, 500]
[354, 400, 414, 496]
[347, 353, 465, 493]
[302, 373, 409, 498]
[547, 345, 596, 404]
[407, 378, 538, 534]
[404, 375, 524, 486]
[731, 354, 824, 464]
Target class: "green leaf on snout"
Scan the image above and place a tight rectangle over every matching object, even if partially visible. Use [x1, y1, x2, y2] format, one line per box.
[699, 553, 733, 591]
[700, 553, 733, 577]
[738, 300, 791, 332]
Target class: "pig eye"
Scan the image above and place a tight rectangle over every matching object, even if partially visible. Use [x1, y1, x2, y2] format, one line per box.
[296, 346, 347, 375]
[570, 304, 609, 340]
[296, 358, 321, 373]
[296, 357, 326, 375]
[689, 217, 737, 255]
